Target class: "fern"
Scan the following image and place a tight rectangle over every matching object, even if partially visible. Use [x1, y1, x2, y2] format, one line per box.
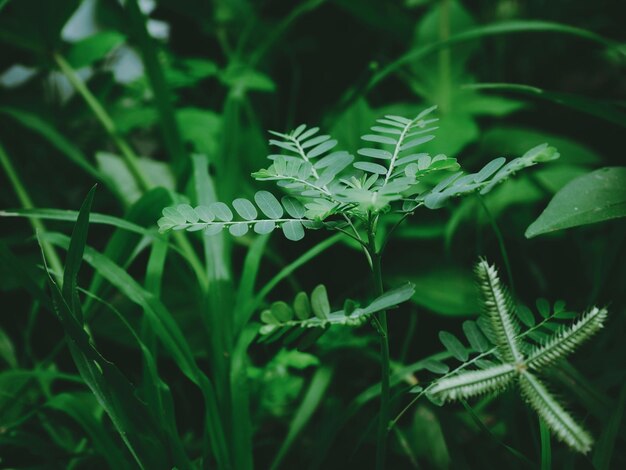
[426, 259, 607, 454]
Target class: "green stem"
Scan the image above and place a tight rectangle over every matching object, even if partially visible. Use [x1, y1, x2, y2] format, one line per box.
[368, 220, 390, 470]
[438, 0, 452, 113]
[477, 195, 516, 296]
[54, 53, 208, 288]
[53, 53, 152, 192]
[540, 419, 552, 470]
[0, 141, 64, 281]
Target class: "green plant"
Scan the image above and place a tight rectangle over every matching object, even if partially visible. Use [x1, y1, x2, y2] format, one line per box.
[158, 107, 559, 467]
[427, 259, 607, 454]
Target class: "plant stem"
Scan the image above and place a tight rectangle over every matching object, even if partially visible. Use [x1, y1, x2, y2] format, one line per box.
[53, 53, 152, 193]
[54, 53, 208, 287]
[368, 220, 390, 470]
[0, 141, 64, 281]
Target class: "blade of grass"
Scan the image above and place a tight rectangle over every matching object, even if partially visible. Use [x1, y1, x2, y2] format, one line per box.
[338, 20, 620, 113]
[53, 53, 152, 192]
[45, 393, 131, 470]
[592, 384, 626, 470]
[0, 141, 63, 281]
[40, 230, 231, 468]
[78, 285, 193, 469]
[464, 83, 626, 127]
[126, 0, 187, 175]
[270, 366, 333, 470]
[540, 419, 552, 470]
[0, 106, 124, 201]
[37, 195, 171, 469]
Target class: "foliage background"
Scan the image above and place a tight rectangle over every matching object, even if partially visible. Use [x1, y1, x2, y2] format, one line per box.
[0, 0, 624, 468]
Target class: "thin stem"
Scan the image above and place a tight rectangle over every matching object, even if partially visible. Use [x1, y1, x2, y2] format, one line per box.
[438, 0, 452, 113]
[53, 53, 152, 193]
[367, 216, 390, 470]
[477, 195, 516, 296]
[54, 53, 208, 288]
[0, 141, 64, 281]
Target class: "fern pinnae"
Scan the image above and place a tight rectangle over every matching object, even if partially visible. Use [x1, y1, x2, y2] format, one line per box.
[429, 363, 516, 402]
[519, 371, 593, 454]
[526, 307, 608, 370]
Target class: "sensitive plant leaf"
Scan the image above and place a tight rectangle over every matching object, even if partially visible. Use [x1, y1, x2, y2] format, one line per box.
[525, 167, 626, 238]
[421, 144, 559, 209]
[259, 284, 415, 337]
[438, 331, 469, 361]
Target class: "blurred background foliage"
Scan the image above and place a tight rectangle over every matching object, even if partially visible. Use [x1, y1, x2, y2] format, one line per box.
[0, 0, 624, 468]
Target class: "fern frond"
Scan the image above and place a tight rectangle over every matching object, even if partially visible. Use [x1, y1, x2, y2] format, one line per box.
[519, 371, 593, 454]
[475, 259, 523, 363]
[429, 363, 516, 402]
[526, 307, 608, 370]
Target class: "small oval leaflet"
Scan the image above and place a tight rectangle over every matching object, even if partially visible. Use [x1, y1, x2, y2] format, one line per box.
[439, 331, 469, 361]
[282, 220, 305, 241]
[232, 198, 258, 220]
[311, 284, 330, 320]
[163, 207, 186, 225]
[195, 206, 214, 223]
[254, 220, 276, 234]
[177, 204, 199, 223]
[282, 196, 305, 218]
[209, 202, 233, 221]
[254, 191, 283, 219]
[229, 223, 249, 237]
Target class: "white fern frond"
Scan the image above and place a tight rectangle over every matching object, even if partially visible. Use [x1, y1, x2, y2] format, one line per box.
[429, 363, 516, 402]
[527, 307, 608, 370]
[519, 371, 593, 454]
[475, 259, 523, 363]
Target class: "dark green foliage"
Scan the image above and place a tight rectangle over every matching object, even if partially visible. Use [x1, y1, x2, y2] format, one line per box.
[0, 0, 624, 469]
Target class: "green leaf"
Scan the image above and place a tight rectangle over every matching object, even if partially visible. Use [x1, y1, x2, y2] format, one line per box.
[282, 197, 305, 218]
[526, 167, 626, 238]
[282, 220, 305, 241]
[354, 161, 388, 175]
[233, 198, 258, 220]
[439, 331, 469, 361]
[404, 267, 480, 316]
[66, 31, 125, 68]
[255, 191, 284, 219]
[311, 285, 330, 320]
[271, 301, 294, 322]
[462, 320, 489, 353]
[294, 292, 312, 320]
[209, 202, 233, 221]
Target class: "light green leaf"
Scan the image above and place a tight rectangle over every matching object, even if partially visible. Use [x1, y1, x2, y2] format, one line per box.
[255, 191, 284, 219]
[233, 198, 258, 220]
[282, 220, 305, 241]
[311, 285, 330, 320]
